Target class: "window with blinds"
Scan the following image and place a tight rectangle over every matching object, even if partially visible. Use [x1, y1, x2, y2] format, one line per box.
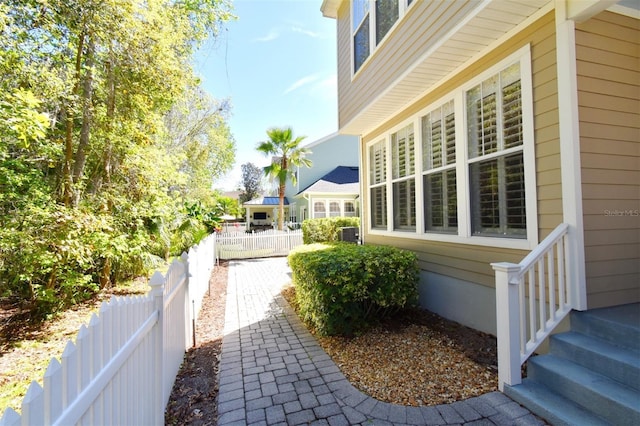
[314, 201, 326, 219]
[467, 63, 526, 237]
[392, 124, 415, 230]
[345, 201, 356, 217]
[329, 201, 341, 217]
[422, 100, 457, 233]
[369, 139, 387, 229]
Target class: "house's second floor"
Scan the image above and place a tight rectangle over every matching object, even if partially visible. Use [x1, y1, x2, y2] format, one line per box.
[320, 0, 636, 137]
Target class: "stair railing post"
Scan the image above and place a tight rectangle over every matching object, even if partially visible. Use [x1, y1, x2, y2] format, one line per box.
[492, 262, 523, 391]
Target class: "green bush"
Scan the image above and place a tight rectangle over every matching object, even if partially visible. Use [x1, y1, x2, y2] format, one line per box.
[301, 217, 360, 244]
[288, 243, 419, 336]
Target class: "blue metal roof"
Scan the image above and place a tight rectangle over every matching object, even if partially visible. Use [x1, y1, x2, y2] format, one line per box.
[262, 196, 288, 205]
[243, 196, 289, 206]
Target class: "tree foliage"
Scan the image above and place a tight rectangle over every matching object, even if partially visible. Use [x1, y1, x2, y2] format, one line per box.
[256, 127, 311, 230]
[239, 162, 263, 203]
[0, 0, 235, 318]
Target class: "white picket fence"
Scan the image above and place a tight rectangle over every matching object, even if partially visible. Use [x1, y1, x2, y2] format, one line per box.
[216, 229, 303, 260]
[0, 234, 216, 426]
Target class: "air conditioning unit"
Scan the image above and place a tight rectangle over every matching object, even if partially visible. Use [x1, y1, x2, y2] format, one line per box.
[339, 227, 359, 243]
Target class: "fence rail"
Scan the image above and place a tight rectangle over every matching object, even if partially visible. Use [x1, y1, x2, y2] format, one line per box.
[492, 223, 573, 391]
[216, 229, 303, 260]
[0, 234, 216, 425]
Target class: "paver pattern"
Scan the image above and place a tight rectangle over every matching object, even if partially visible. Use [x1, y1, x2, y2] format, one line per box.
[217, 257, 545, 425]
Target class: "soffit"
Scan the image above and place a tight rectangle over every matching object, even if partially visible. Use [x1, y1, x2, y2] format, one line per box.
[341, 0, 553, 136]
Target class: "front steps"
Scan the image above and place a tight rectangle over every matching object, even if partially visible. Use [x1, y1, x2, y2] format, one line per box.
[504, 303, 640, 425]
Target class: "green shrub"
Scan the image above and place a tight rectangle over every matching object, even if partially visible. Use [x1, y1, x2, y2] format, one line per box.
[301, 217, 360, 244]
[288, 243, 419, 336]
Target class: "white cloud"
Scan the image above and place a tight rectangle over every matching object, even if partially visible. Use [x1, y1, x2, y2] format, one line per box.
[283, 74, 321, 95]
[291, 26, 322, 38]
[254, 29, 279, 42]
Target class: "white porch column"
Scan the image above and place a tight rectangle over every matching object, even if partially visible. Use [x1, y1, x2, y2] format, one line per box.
[555, 1, 588, 310]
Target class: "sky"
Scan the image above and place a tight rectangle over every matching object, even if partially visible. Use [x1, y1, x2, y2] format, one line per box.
[194, 0, 339, 191]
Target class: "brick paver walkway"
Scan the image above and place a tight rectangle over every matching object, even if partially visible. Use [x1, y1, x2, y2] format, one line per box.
[217, 257, 545, 425]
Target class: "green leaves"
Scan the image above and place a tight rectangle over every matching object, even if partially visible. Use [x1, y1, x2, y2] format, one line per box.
[288, 243, 419, 336]
[0, 0, 236, 319]
[301, 217, 361, 244]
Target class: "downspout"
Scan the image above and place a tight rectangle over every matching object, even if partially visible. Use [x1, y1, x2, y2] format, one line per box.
[555, 1, 587, 310]
[358, 134, 365, 245]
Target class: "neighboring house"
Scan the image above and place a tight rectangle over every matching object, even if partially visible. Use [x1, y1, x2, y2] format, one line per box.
[243, 196, 288, 229]
[284, 132, 360, 222]
[297, 165, 360, 219]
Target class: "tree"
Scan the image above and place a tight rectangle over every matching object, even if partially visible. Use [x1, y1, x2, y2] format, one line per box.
[239, 162, 263, 203]
[164, 86, 236, 202]
[256, 127, 311, 230]
[0, 0, 235, 316]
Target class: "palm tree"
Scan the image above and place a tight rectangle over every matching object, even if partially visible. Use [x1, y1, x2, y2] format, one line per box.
[257, 127, 312, 230]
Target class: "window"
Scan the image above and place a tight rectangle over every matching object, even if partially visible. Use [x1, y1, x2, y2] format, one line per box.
[369, 139, 387, 229]
[422, 100, 457, 233]
[467, 63, 526, 238]
[376, 0, 398, 44]
[392, 124, 415, 230]
[345, 201, 356, 217]
[314, 201, 326, 218]
[253, 212, 267, 220]
[352, 0, 370, 73]
[351, 0, 412, 74]
[366, 48, 535, 247]
[329, 201, 341, 217]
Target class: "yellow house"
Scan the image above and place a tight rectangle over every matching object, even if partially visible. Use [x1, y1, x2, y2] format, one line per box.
[321, 0, 639, 422]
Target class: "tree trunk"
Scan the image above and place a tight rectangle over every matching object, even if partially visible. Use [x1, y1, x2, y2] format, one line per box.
[90, 48, 115, 201]
[278, 183, 285, 231]
[61, 25, 87, 206]
[72, 35, 95, 205]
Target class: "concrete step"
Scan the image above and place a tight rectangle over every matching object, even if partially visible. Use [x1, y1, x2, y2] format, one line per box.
[504, 380, 609, 426]
[570, 304, 640, 352]
[550, 331, 640, 391]
[527, 354, 640, 425]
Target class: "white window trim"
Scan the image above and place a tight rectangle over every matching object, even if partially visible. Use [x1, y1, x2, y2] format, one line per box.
[351, 0, 416, 78]
[366, 45, 538, 250]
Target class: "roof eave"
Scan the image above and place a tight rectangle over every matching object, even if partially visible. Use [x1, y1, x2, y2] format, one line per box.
[320, 0, 340, 19]
[340, 0, 554, 136]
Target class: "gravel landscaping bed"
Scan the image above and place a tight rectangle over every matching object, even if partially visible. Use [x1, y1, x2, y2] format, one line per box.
[281, 286, 499, 406]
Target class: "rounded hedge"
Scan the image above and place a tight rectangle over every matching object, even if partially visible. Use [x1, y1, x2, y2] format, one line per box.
[287, 243, 419, 336]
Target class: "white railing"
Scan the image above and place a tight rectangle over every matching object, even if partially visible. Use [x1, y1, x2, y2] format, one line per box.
[0, 234, 216, 425]
[492, 223, 573, 391]
[216, 229, 303, 260]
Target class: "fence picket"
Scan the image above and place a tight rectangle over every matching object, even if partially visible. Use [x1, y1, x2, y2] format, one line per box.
[61, 340, 78, 410]
[216, 229, 303, 260]
[1, 233, 217, 425]
[0, 408, 20, 426]
[22, 381, 45, 425]
[43, 359, 62, 424]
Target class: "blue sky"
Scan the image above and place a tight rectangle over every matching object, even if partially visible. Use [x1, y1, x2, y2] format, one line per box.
[194, 0, 338, 191]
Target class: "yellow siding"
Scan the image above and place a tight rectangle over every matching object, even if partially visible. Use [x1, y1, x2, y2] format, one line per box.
[360, 13, 560, 288]
[576, 11, 640, 308]
[335, 0, 480, 129]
